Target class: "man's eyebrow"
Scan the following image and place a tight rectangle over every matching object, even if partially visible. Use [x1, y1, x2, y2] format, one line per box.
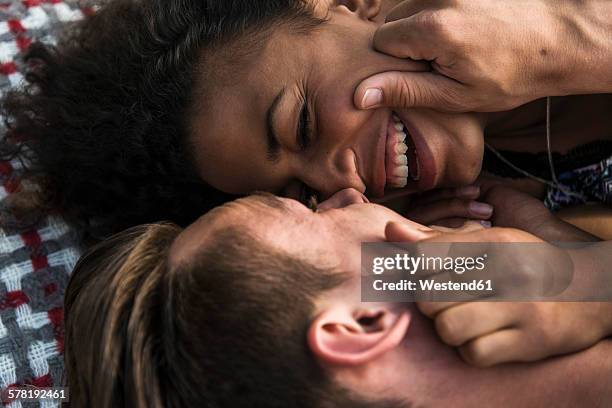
[266, 87, 286, 163]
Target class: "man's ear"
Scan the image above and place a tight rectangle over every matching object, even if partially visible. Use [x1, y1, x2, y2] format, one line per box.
[335, 0, 382, 20]
[308, 305, 410, 366]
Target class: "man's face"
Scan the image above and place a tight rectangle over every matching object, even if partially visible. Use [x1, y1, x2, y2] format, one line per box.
[189, 0, 485, 203]
[170, 191, 428, 279]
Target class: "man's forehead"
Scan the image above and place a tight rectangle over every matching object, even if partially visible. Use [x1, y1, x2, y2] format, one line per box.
[168, 195, 290, 266]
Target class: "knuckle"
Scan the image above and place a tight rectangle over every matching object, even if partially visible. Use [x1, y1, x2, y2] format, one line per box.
[512, 305, 554, 356]
[529, 305, 557, 346]
[395, 76, 419, 107]
[417, 10, 458, 43]
[373, 28, 409, 58]
[461, 341, 491, 367]
[416, 302, 437, 317]
[435, 311, 463, 346]
[438, 91, 461, 111]
[415, 11, 446, 36]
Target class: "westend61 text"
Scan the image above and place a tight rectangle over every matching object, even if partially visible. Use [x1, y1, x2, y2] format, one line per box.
[373, 279, 494, 292]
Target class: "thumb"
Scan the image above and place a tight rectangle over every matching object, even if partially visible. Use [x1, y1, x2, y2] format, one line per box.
[354, 71, 465, 112]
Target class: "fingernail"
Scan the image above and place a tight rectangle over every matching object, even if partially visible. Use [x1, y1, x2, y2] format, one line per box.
[456, 185, 480, 199]
[361, 88, 383, 108]
[480, 220, 492, 228]
[469, 201, 493, 217]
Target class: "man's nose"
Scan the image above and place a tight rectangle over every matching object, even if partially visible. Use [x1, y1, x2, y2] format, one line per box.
[317, 188, 369, 211]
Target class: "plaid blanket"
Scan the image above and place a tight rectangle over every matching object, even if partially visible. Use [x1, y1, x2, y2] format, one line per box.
[0, 1, 94, 406]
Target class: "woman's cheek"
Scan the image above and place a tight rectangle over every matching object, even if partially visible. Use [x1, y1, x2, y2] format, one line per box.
[408, 110, 485, 187]
[446, 115, 486, 183]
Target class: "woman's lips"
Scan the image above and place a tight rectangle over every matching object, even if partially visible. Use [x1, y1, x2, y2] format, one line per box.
[371, 112, 410, 198]
[385, 111, 436, 193]
[370, 111, 436, 198]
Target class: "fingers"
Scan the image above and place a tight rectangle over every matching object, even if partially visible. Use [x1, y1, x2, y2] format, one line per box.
[430, 218, 476, 229]
[433, 303, 514, 347]
[413, 186, 481, 205]
[459, 329, 524, 367]
[356, 8, 466, 112]
[402, 186, 489, 227]
[431, 219, 490, 230]
[405, 198, 493, 225]
[422, 227, 540, 244]
[417, 301, 458, 317]
[420, 302, 534, 366]
[372, 16, 437, 60]
[384, 0, 442, 23]
[354, 70, 467, 112]
[376, 185, 480, 205]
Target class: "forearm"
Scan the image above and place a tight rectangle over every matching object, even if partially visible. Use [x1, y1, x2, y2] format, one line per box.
[552, 0, 612, 95]
[567, 241, 612, 302]
[532, 339, 612, 405]
[540, 218, 601, 242]
[459, 340, 612, 406]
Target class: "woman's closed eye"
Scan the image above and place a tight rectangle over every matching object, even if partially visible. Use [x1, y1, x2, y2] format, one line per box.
[297, 95, 313, 150]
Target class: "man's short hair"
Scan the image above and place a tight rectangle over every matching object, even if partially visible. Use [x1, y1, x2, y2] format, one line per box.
[64, 217, 408, 407]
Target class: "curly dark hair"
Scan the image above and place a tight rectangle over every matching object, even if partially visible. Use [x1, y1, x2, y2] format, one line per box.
[1, 0, 322, 239]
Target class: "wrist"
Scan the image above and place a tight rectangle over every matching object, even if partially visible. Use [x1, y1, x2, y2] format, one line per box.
[566, 242, 612, 302]
[548, 0, 612, 95]
[522, 214, 599, 243]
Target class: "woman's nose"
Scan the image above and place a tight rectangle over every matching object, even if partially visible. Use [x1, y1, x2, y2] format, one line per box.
[317, 188, 369, 211]
[304, 147, 367, 200]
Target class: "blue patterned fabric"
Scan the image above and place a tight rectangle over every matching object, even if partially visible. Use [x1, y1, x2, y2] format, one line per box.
[545, 156, 612, 211]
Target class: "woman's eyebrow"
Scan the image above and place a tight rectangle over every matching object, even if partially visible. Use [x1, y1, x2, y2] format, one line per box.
[266, 87, 287, 163]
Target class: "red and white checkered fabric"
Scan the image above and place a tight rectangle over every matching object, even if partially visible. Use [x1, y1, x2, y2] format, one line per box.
[0, 1, 93, 406]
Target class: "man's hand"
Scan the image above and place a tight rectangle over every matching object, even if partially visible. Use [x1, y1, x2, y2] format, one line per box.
[355, 0, 612, 113]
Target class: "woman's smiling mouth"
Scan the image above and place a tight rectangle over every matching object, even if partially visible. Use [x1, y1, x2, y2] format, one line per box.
[384, 111, 425, 189]
[366, 110, 438, 199]
[369, 110, 437, 198]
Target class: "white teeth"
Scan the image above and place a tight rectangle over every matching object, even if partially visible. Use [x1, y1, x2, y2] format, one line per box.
[388, 113, 411, 189]
[388, 177, 407, 188]
[395, 143, 408, 155]
[393, 166, 409, 178]
[394, 154, 407, 165]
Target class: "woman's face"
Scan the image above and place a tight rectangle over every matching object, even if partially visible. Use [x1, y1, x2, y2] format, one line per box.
[189, 0, 485, 203]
